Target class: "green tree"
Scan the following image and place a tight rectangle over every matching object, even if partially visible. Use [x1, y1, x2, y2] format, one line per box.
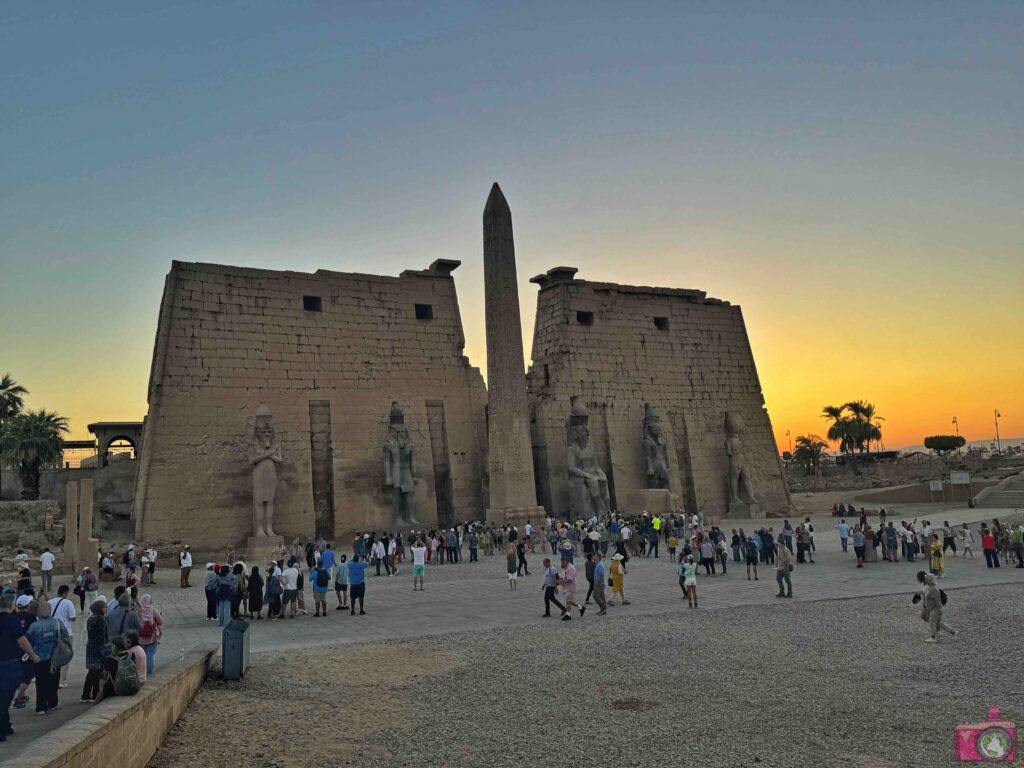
[821, 404, 854, 465]
[924, 434, 966, 460]
[0, 373, 29, 497]
[793, 434, 829, 476]
[0, 409, 69, 500]
[844, 399, 884, 454]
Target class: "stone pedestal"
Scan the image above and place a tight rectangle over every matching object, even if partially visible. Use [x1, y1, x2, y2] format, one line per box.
[626, 488, 680, 515]
[79, 537, 101, 571]
[728, 500, 763, 519]
[246, 534, 285, 564]
[487, 506, 546, 526]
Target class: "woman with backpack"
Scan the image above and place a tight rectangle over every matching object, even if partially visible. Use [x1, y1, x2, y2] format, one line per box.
[26, 601, 65, 714]
[81, 599, 108, 702]
[137, 595, 163, 675]
[310, 560, 330, 617]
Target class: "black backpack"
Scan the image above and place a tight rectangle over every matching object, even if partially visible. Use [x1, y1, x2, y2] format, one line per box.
[315, 568, 329, 588]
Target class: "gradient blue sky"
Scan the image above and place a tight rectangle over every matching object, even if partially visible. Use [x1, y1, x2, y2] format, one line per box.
[2, 2, 1022, 446]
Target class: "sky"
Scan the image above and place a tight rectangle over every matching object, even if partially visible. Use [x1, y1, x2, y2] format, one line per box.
[1, 1, 1022, 450]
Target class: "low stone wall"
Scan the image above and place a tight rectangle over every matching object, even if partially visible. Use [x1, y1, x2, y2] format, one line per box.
[0, 644, 218, 768]
[853, 480, 997, 505]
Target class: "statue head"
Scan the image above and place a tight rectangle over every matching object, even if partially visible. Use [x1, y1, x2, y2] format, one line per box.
[387, 401, 409, 445]
[725, 412, 746, 436]
[643, 403, 664, 442]
[253, 403, 276, 448]
[572, 423, 590, 447]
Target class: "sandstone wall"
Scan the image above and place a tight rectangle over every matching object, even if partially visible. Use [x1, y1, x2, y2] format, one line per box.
[527, 271, 790, 519]
[133, 261, 487, 547]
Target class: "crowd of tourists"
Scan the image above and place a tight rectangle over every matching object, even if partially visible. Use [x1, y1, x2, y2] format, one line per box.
[1, 545, 165, 743]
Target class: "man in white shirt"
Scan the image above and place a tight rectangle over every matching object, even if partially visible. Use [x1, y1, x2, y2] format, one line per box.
[372, 539, 388, 577]
[280, 561, 300, 618]
[387, 537, 399, 576]
[145, 546, 158, 585]
[411, 538, 427, 591]
[48, 584, 76, 686]
[179, 546, 193, 588]
[39, 547, 56, 593]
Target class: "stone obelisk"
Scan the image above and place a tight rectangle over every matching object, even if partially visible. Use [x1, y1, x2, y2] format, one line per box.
[483, 183, 544, 523]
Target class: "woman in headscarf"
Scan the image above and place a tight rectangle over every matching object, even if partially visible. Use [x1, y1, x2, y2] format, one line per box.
[81, 599, 109, 702]
[247, 566, 264, 620]
[137, 594, 163, 676]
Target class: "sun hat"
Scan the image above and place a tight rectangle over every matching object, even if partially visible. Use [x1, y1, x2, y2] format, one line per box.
[15, 594, 32, 608]
[611, 553, 624, 561]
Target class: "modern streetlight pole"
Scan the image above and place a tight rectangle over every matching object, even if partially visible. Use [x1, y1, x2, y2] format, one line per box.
[994, 409, 1001, 454]
[952, 416, 960, 455]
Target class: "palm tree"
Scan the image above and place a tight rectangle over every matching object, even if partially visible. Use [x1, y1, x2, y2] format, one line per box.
[0, 373, 29, 497]
[0, 409, 69, 500]
[843, 400, 884, 454]
[821, 404, 854, 460]
[793, 434, 829, 476]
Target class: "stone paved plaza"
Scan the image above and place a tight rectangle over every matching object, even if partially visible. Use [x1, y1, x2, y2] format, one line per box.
[6, 504, 1023, 763]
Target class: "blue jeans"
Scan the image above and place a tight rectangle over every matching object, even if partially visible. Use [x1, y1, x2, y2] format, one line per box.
[1, 658, 22, 734]
[217, 600, 232, 626]
[840, 537, 848, 552]
[143, 643, 158, 675]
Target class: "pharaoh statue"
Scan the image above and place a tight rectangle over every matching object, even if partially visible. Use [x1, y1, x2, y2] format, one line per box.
[725, 412, 757, 505]
[642, 403, 670, 489]
[565, 397, 612, 518]
[250, 403, 283, 538]
[383, 402, 418, 526]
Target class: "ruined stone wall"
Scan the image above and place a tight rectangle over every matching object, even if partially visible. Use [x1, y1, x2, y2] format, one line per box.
[133, 260, 487, 547]
[527, 272, 790, 519]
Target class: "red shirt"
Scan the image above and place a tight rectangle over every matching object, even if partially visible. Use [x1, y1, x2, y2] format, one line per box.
[982, 534, 996, 549]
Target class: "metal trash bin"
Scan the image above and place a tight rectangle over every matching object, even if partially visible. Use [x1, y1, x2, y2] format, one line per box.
[222, 619, 250, 681]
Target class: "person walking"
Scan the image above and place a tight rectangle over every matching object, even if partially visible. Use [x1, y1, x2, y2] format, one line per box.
[699, 536, 716, 576]
[203, 564, 218, 620]
[958, 523, 975, 558]
[48, 585, 76, 688]
[246, 567, 264, 619]
[981, 527, 1000, 568]
[347, 555, 369, 615]
[609, 552, 630, 605]
[310, 560, 330, 617]
[852, 525, 866, 568]
[372, 537, 388, 577]
[591, 552, 608, 615]
[929, 533, 945, 578]
[1, 593, 41, 741]
[1013, 523, 1024, 568]
[541, 558, 566, 617]
[916, 571, 957, 642]
[178, 546, 192, 588]
[775, 542, 793, 598]
[137, 594, 163, 675]
[26, 601, 64, 714]
[836, 519, 850, 553]
[81, 599, 108, 702]
[38, 547, 56, 594]
[516, 539, 530, 576]
[558, 556, 585, 621]
[505, 544, 518, 590]
[411, 538, 427, 591]
[334, 555, 349, 609]
[279, 560, 300, 619]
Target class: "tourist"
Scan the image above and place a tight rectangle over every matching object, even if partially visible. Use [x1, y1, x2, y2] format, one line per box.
[93, 636, 132, 703]
[836, 518, 850, 553]
[699, 535, 716, 576]
[11, 595, 38, 710]
[668, 532, 679, 561]
[609, 552, 629, 605]
[48, 584, 76, 688]
[265, 562, 283, 618]
[26, 601, 64, 714]
[680, 554, 699, 608]
[730, 529, 741, 562]
[744, 537, 759, 580]
[795, 525, 808, 563]
[927, 533, 944, 578]
[372, 537, 388, 576]
[558, 556, 585, 621]
[541, 558, 566, 617]
[516, 538, 530, 576]
[134, 594, 163, 675]
[981, 526, 1000, 568]
[804, 517, 816, 554]
[123, 630, 148, 685]
[140, 547, 152, 585]
[107, 592, 141, 642]
[717, 537, 729, 574]
[16, 568, 32, 597]
[81, 567, 98, 610]
[884, 523, 899, 563]
[125, 567, 141, 604]
[81, 599, 108, 702]
[38, 546, 56, 594]
[213, 566, 234, 626]
[203, 564, 218, 620]
[411, 538, 427, 591]
[247, 566, 264, 619]
[348, 555, 369, 615]
[334, 555, 349, 609]
[775, 542, 793, 598]
[1, 593, 41, 740]
[1013, 523, 1024, 568]
[863, 524, 878, 563]
[280, 560, 300, 619]
[916, 571, 956, 643]
[387, 535, 399, 575]
[468, 529, 479, 562]
[505, 544, 518, 589]
[781, 521, 794, 553]
[852, 525, 866, 568]
[229, 563, 245, 619]
[941, 522, 957, 557]
[591, 552, 608, 615]
[179, 545, 192, 588]
[958, 523, 975, 558]
[309, 559, 330, 617]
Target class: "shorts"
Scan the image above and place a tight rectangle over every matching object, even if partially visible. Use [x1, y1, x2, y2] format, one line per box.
[413, 564, 425, 577]
[282, 589, 297, 605]
[684, 576, 697, 587]
[335, 583, 348, 592]
[313, 591, 326, 605]
[746, 556, 758, 565]
[507, 571, 517, 580]
[563, 589, 576, 603]
[350, 583, 366, 600]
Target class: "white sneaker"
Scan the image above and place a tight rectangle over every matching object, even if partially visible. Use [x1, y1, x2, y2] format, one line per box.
[924, 637, 937, 643]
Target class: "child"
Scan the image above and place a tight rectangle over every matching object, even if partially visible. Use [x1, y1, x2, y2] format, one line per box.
[667, 534, 678, 561]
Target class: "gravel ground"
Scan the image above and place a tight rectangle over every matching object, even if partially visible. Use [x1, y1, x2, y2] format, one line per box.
[150, 583, 1024, 768]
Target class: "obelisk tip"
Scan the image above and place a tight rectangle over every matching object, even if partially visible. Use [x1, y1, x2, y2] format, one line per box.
[484, 182, 510, 218]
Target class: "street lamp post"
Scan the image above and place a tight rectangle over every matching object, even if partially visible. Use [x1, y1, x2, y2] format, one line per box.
[952, 416, 960, 456]
[786, 430, 792, 454]
[994, 409, 1001, 454]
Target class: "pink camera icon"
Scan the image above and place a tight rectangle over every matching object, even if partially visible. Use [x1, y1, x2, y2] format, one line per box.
[954, 707, 1017, 762]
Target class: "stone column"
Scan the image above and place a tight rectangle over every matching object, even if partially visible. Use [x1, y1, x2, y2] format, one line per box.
[77, 478, 99, 569]
[64, 480, 79, 573]
[483, 183, 545, 523]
